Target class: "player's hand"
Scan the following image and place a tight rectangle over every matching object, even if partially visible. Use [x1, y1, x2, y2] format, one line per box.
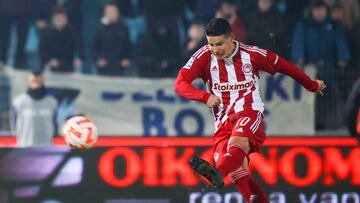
[315, 80, 326, 96]
[206, 94, 220, 108]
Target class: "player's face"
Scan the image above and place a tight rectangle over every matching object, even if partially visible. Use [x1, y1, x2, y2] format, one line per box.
[207, 33, 235, 60]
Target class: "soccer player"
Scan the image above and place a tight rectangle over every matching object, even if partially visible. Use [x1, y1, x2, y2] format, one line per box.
[174, 18, 326, 203]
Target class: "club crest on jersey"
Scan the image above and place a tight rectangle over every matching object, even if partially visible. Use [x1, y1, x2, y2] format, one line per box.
[242, 63, 253, 73]
[184, 57, 195, 69]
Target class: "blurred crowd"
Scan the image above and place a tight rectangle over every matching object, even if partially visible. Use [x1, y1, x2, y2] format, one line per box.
[0, 0, 360, 132]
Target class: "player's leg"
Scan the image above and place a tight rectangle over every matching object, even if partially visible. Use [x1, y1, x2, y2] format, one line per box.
[213, 136, 269, 202]
[189, 135, 249, 188]
[188, 129, 230, 188]
[229, 158, 269, 203]
[189, 122, 232, 188]
[215, 136, 249, 177]
[215, 111, 257, 177]
[215, 111, 269, 202]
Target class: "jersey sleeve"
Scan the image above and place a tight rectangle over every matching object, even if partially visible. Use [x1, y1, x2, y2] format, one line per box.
[174, 50, 211, 104]
[256, 48, 318, 92]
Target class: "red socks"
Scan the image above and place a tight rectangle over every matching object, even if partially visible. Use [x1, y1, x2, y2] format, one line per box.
[230, 169, 269, 203]
[216, 144, 247, 177]
[216, 144, 269, 203]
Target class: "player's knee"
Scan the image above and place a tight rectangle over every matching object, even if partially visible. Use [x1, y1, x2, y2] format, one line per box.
[228, 136, 250, 153]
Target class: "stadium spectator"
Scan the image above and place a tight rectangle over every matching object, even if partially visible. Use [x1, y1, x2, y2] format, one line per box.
[330, 4, 356, 103]
[135, 27, 179, 77]
[282, 0, 312, 59]
[34, 0, 83, 35]
[332, 4, 360, 87]
[136, 0, 186, 78]
[39, 8, 83, 73]
[10, 72, 57, 147]
[182, 21, 207, 63]
[331, 3, 348, 27]
[175, 18, 326, 202]
[114, 0, 138, 18]
[291, 0, 350, 130]
[339, 0, 360, 28]
[0, 0, 33, 69]
[345, 78, 360, 141]
[136, 21, 180, 77]
[140, 0, 184, 41]
[323, 0, 360, 28]
[292, 1, 349, 68]
[92, 3, 132, 76]
[216, 0, 247, 43]
[245, 0, 285, 54]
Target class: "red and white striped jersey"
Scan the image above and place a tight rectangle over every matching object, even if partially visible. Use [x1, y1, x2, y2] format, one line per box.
[174, 41, 318, 130]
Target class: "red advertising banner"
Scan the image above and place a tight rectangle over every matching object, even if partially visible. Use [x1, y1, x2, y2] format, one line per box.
[0, 137, 359, 203]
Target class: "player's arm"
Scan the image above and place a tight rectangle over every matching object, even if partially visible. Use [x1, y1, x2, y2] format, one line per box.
[258, 49, 325, 94]
[174, 54, 211, 104]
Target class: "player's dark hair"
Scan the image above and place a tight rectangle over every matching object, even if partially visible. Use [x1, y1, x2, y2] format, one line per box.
[206, 18, 232, 37]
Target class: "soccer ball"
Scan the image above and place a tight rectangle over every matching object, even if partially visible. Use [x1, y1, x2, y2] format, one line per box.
[62, 116, 98, 149]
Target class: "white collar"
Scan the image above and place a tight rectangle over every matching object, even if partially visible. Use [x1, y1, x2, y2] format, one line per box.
[226, 41, 239, 59]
